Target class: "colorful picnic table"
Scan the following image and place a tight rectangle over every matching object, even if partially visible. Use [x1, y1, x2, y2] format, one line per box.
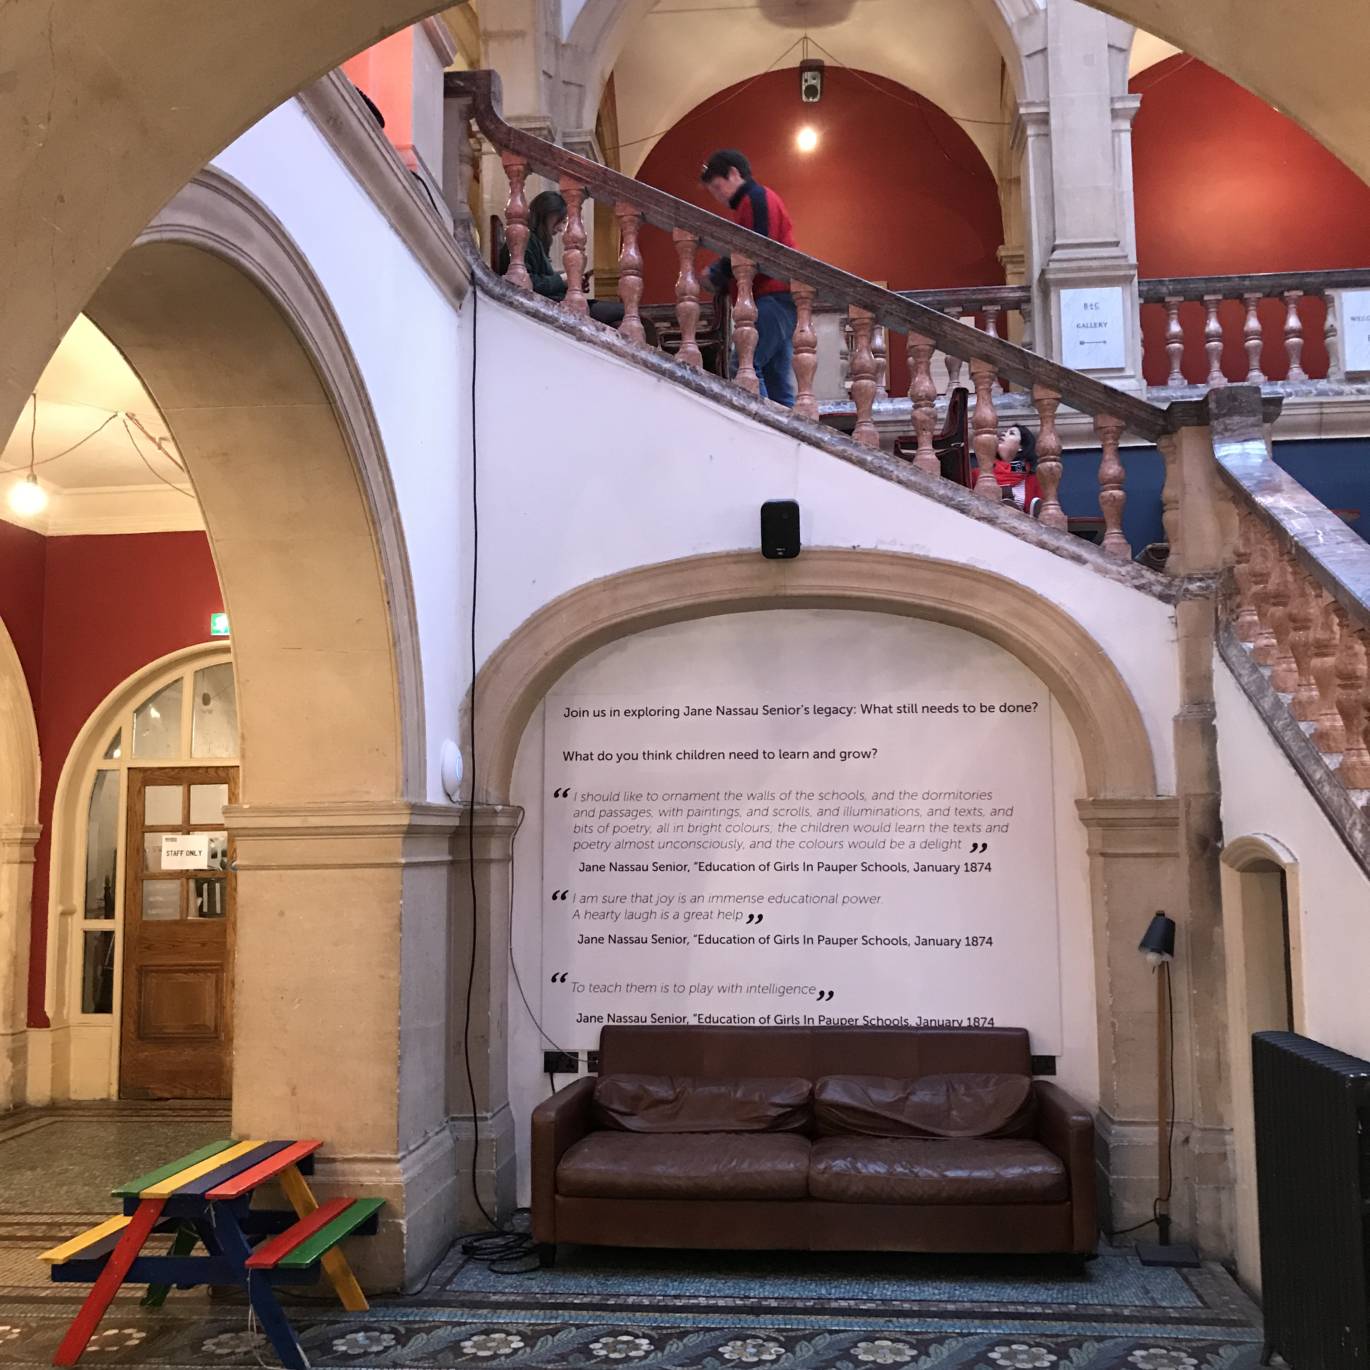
[39, 1139, 383, 1370]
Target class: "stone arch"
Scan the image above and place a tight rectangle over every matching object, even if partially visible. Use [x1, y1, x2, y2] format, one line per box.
[470, 549, 1158, 803]
[0, 617, 40, 1109]
[84, 168, 423, 804]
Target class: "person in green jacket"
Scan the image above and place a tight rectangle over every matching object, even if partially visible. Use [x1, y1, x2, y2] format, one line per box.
[500, 190, 625, 327]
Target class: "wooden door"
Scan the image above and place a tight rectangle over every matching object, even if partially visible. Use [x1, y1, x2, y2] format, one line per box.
[120, 767, 237, 1099]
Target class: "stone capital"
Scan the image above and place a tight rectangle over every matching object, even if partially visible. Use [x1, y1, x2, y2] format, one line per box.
[1075, 796, 1181, 855]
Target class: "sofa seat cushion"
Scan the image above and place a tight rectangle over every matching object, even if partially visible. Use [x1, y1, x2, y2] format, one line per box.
[558, 1132, 812, 1200]
[809, 1137, 1068, 1205]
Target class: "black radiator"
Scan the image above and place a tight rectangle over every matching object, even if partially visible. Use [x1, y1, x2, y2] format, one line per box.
[1253, 1030, 1370, 1368]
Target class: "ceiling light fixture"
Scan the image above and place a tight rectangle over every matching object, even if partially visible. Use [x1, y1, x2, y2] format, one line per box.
[8, 473, 48, 517]
[796, 125, 819, 153]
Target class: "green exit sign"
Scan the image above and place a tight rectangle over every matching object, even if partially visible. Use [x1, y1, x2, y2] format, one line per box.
[209, 613, 230, 638]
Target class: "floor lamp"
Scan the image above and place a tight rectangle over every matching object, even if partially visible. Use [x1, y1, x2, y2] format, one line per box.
[1136, 910, 1201, 1268]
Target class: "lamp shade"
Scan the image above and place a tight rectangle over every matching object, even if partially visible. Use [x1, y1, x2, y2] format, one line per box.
[1139, 911, 1176, 964]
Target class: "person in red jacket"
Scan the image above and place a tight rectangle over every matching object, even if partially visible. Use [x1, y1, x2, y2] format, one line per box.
[700, 150, 798, 408]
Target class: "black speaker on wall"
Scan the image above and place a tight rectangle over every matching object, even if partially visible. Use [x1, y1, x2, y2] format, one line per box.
[760, 500, 801, 560]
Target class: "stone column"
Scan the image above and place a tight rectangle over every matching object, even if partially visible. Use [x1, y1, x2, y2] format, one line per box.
[1019, 1, 1145, 393]
[449, 804, 523, 1227]
[0, 824, 38, 1110]
[226, 800, 461, 1291]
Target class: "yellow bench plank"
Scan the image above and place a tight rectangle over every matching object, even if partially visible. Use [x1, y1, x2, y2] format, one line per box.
[40, 1216, 131, 1266]
[141, 1140, 266, 1198]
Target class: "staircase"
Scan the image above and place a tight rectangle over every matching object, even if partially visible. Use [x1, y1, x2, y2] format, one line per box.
[445, 69, 1370, 868]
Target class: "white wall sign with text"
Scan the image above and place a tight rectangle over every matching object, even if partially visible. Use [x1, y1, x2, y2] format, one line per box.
[160, 833, 210, 869]
[541, 614, 1063, 1052]
[1060, 286, 1127, 371]
[1338, 289, 1370, 375]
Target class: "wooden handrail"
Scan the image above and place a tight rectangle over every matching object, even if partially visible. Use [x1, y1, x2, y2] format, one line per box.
[1139, 269, 1370, 303]
[446, 69, 1174, 441]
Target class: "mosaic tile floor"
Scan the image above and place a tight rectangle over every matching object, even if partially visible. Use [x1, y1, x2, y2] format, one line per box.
[0, 1107, 1269, 1369]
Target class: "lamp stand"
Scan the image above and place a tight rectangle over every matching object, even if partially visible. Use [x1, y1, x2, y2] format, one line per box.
[1137, 961, 1201, 1268]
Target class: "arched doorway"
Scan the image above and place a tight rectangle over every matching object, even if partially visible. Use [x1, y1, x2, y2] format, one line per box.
[42, 645, 237, 1101]
[1220, 833, 1302, 1293]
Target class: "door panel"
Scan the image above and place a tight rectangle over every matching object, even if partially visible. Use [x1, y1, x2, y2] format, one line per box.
[120, 767, 236, 1099]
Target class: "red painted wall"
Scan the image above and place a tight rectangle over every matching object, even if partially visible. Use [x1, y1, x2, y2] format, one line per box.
[1131, 56, 1370, 385]
[633, 68, 1005, 394]
[0, 525, 223, 1026]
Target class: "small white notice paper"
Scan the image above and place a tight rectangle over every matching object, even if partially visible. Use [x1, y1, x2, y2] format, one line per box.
[161, 833, 210, 869]
[1060, 286, 1126, 370]
[1338, 289, 1370, 375]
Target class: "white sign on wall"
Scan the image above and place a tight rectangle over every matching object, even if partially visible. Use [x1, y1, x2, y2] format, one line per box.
[541, 616, 1063, 1052]
[1338, 288, 1370, 375]
[160, 833, 210, 869]
[1060, 286, 1127, 371]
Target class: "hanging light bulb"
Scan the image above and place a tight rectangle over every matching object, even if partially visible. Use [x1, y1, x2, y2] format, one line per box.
[8, 474, 47, 517]
[796, 125, 819, 153]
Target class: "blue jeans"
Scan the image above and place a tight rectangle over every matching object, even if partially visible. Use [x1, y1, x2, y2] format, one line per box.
[734, 291, 797, 407]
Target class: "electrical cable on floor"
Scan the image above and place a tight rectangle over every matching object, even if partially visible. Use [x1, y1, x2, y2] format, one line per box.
[452, 282, 546, 1278]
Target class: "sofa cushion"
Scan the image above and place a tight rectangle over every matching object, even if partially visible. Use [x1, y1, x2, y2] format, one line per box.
[808, 1136, 1068, 1205]
[814, 1073, 1036, 1139]
[592, 1073, 812, 1133]
[557, 1132, 812, 1200]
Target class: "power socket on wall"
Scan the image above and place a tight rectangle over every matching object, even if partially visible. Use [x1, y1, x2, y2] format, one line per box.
[543, 1050, 579, 1075]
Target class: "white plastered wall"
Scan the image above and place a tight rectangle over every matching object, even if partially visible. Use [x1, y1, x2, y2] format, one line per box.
[1214, 660, 1370, 1059]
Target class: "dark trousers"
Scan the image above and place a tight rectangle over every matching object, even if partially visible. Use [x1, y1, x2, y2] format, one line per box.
[731, 291, 797, 407]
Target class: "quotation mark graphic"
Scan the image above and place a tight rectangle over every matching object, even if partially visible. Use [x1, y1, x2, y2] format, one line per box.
[744, 912, 766, 925]
[815, 989, 836, 1002]
[552, 787, 571, 798]
[550, 971, 569, 984]
[551, 889, 571, 901]
[968, 841, 990, 854]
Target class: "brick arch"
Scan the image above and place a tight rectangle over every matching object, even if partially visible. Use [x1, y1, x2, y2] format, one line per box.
[470, 549, 1158, 803]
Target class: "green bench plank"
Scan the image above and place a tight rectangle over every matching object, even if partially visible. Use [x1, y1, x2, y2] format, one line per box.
[277, 1199, 384, 1269]
[112, 1140, 237, 1198]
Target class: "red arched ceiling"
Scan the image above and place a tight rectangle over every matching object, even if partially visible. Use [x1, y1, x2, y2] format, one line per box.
[1131, 54, 1370, 383]
[632, 67, 1005, 306]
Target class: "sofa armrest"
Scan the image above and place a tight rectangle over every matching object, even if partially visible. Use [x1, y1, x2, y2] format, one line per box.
[1034, 1080, 1097, 1254]
[531, 1076, 596, 1243]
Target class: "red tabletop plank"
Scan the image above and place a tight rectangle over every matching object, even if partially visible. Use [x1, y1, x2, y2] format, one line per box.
[245, 1198, 351, 1270]
[205, 1140, 322, 1201]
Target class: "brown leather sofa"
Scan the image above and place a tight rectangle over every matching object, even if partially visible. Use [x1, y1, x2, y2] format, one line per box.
[531, 1026, 1096, 1259]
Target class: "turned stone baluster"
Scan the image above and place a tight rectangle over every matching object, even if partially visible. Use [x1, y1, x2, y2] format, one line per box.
[970, 358, 1000, 502]
[849, 306, 879, 448]
[907, 333, 940, 478]
[1232, 518, 1263, 643]
[1334, 617, 1370, 787]
[1283, 290, 1308, 382]
[1164, 295, 1186, 387]
[1203, 293, 1226, 387]
[614, 203, 646, 344]
[1248, 527, 1281, 665]
[872, 322, 889, 403]
[1242, 291, 1266, 383]
[1287, 575, 1321, 723]
[943, 306, 965, 389]
[791, 282, 819, 421]
[1032, 386, 1067, 532]
[732, 256, 760, 395]
[558, 177, 589, 317]
[1095, 414, 1129, 559]
[1312, 596, 1348, 753]
[1325, 290, 1346, 383]
[670, 228, 702, 368]
[1159, 433, 1181, 563]
[1265, 551, 1299, 694]
[983, 304, 1003, 392]
[500, 153, 532, 292]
